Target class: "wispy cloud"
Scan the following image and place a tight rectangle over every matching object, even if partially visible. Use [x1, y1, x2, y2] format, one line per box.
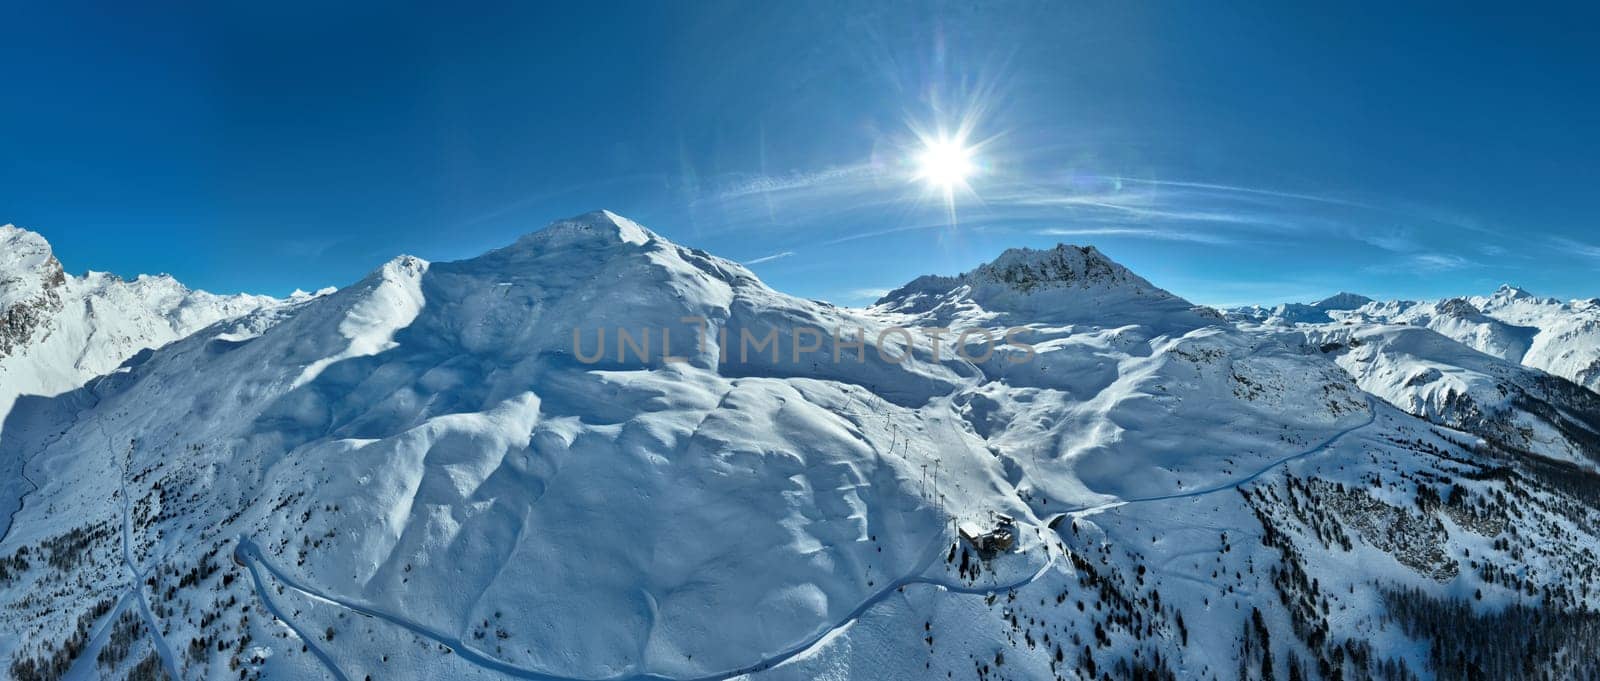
[1112, 178, 1377, 211]
[699, 164, 1323, 242]
[711, 165, 881, 201]
[816, 287, 896, 307]
[274, 236, 340, 259]
[450, 173, 666, 230]
[1357, 228, 1420, 253]
[1155, 277, 1348, 309]
[1478, 244, 1509, 257]
[692, 162, 907, 229]
[1364, 252, 1478, 274]
[1551, 236, 1600, 261]
[1036, 226, 1241, 246]
[820, 221, 950, 246]
[983, 187, 1278, 229]
[744, 250, 795, 265]
[1412, 253, 1474, 271]
[689, 161, 1502, 264]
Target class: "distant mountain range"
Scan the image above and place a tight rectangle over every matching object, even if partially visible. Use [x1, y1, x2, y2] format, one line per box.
[1228, 286, 1600, 393]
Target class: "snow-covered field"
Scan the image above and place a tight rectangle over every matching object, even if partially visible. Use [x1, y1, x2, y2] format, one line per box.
[4, 213, 1600, 680]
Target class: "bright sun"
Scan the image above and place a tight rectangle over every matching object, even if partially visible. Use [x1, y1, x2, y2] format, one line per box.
[914, 135, 977, 192]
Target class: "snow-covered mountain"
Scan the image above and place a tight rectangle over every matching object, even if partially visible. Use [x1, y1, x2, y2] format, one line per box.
[874, 243, 1219, 331]
[1232, 285, 1600, 393]
[1229, 287, 1600, 468]
[0, 225, 284, 420]
[1303, 324, 1600, 466]
[5, 213, 1600, 681]
[1229, 292, 1375, 326]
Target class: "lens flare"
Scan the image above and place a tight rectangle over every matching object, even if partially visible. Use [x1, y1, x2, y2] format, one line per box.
[914, 135, 977, 191]
[908, 127, 986, 223]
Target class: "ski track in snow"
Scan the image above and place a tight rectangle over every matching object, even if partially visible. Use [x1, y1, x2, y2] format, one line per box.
[1051, 396, 1379, 521]
[59, 590, 134, 681]
[228, 397, 1378, 681]
[106, 418, 182, 681]
[0, 373, 185, 679]
[236, 545, 352, 681]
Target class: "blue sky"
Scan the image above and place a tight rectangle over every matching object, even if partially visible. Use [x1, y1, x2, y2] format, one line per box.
[3, 1, 1597, 307]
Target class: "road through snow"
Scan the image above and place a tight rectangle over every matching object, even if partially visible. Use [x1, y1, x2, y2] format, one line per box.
[1051, 396, 1380, 522]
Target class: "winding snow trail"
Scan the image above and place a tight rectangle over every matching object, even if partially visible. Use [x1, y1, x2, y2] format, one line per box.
[236, 543, 351, 681]
[1053, 397, 1380, 521]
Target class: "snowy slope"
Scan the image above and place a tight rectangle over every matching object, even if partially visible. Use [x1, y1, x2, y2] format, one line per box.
[1470, 286, 1600, 391]
[1303, 323, 1600, 466]
[1, 212, 996, 679]
[0, 224, 284, 563]
[4, 214, 1600, 681]
[0, 224, 282, 422]
[1235, 285, 1600, 393]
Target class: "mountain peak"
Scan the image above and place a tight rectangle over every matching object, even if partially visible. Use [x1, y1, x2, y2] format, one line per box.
[1434, 297, 1484, 318]
[507, 209, 655, 254]
[380, 254, 429, 275]
[969, 244, 1137, 293]
[344, 254, 430, 294]
[1478, 283, 1564, 309]
[1, 224, 55, 273]
[875, 242, 1208, 329]
[1311, 292, 1373, 310]
[1493, 283, 1534, 299]
[0, 223, 66, 310]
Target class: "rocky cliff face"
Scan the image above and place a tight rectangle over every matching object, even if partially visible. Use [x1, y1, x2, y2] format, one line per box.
[0, 226, 67, 359]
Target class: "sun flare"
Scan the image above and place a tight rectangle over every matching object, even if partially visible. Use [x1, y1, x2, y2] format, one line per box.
[914, 135, 978, 192]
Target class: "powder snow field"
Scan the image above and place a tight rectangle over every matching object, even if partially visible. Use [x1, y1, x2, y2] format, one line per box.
[4, 212, 1600, 680]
